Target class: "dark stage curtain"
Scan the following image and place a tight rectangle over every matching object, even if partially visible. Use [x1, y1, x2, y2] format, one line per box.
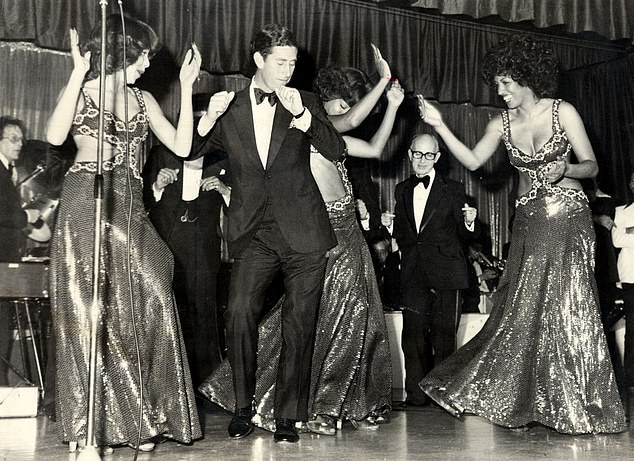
[410, 0, 634, 44]
[561, 53, 634, 205]
[0, 0, 627, 106]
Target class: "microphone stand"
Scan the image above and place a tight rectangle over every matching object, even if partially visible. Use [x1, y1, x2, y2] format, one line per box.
[78, 1, 108, 459]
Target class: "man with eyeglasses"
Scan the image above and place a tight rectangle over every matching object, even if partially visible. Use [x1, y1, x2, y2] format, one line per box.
[0, 116, 42, 386]
[392, 133, 480, 406]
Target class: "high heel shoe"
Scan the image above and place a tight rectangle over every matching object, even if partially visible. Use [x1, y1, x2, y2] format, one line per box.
[423, 385, 464, 418]
[368, 410, 391, 425]
[127, 441, 156, 452]
[350, 416, 380, 431]
[307, 414, 336, 435]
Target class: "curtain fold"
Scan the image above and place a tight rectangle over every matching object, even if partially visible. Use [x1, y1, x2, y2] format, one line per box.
[410, 0, 634, 44]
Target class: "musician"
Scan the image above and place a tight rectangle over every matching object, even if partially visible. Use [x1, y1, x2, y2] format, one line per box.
[0, 116, 42, 385]
[463, 242, 500, 314]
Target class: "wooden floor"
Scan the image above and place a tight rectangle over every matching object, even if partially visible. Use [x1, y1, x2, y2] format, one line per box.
[1, 401, 633, 461]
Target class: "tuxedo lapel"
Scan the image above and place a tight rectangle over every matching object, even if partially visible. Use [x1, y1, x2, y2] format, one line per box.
[420, 176, 446, 233]
[226, 90, 264, 170]
[403, 179, 418, 234]
[266, 104, 292, 169]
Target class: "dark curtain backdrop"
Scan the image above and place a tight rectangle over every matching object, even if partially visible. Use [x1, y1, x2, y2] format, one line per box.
[1, 0, 632, 255]
[561, 53, 634, 205]
[0, 0, 627, 106]
[410, 0, 634, 44]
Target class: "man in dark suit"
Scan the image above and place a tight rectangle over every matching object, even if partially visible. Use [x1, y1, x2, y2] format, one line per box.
[142, 98, 228, 386]
[191, 24, 346, 443]
[393, 133, 480, 405]
[0, 116, 40, 385]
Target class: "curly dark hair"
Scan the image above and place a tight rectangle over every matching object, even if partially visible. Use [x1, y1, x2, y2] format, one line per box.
[250, 24, 297, 59]
[0, 116, 26, 139]
[481, 34, 559, 99]
[82, 15, 160, 81]
[313, 66, 372, 106]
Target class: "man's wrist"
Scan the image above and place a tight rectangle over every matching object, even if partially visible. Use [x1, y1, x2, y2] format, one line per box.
[293, 107, 306, 118]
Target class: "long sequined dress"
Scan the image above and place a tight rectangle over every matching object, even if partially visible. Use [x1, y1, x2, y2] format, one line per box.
[420, 99, 626, 434]
[199, 160, 392, 430]
[50, 88, 202, 446]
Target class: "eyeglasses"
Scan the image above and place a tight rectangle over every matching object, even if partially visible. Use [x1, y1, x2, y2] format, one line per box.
[410, 150, 438, 160]
[1, 136, 23, 144]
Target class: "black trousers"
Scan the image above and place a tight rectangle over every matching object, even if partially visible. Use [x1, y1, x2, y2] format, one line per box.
[226, 206, 327, 421]
[166, 201, 224, 388]
[401, 288, 460, 403]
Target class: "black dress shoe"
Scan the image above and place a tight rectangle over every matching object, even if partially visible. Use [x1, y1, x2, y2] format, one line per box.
[228, 407, 255, 439]
[274, 418, 299, 443]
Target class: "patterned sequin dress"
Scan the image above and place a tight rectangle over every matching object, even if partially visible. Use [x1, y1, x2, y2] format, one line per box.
[420, 99, 626, 434]
[199, 160, 392, 430]
[50, 88, 202, 446]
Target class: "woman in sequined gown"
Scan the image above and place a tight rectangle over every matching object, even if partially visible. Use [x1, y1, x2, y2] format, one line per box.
[416, 34, 626, 434]
[46, 17, 202, 449]
[199, 51, 403, 434]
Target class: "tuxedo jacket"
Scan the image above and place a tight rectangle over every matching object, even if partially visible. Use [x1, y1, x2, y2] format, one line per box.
[142, 145, 225, 271]
[393, 174, 480, 291]
[191, 87, 346, 258]
[0, 162, 27, 261]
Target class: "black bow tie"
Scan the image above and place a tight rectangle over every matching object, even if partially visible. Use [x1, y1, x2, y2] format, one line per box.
[254, 87, 277, 106]
[413, 175, 430, 188]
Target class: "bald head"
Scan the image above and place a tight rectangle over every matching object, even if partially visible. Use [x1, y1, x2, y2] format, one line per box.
[410, 134, 438, 153]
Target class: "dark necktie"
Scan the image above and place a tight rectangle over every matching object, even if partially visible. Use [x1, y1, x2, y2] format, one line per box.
[8, 163, 16, 185]
[414, 175, 430, 189]
[254, 87, 277, 106]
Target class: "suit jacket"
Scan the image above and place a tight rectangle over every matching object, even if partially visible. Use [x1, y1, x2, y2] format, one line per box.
[142, 145, 225, 271]
[191, 87, 346, 258]
[393, 174, 480, 291]
[0, 162, 27, 261]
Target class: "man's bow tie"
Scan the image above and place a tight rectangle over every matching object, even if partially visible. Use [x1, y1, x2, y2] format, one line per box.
[413, 175, 430, 188]
[254, 87, 277, 106]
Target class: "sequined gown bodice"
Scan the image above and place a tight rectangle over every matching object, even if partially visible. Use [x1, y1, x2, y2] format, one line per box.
[50, 87, 201, 446]
[503, 98, 585, 206]
[199, 158, 392, 429]
[420, 99, 626, 434]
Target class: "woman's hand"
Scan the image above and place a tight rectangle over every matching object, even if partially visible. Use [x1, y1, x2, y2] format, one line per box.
[69, 28, 90, 76]
[179, 43, 201, 88]
[386, 79, 405, 107]
[371, 43, 391, 80]
[544, 156, 567, 183]
[417, 94, 444, 129]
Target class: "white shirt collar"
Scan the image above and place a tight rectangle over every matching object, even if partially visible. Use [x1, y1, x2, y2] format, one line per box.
[0, 152, 11, 170]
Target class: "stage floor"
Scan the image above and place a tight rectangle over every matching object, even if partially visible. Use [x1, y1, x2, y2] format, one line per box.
[0, 401, 632, 460]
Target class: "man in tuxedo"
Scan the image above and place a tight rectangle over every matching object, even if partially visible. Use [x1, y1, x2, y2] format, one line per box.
[191, 24, 345, 443]
[392, 133, 480, 405]
[142, 95, 229, 386]
[0, 116, 40, 385]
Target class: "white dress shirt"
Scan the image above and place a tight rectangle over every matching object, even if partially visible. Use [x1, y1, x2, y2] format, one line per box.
[613, 204, 634, 283]
[0, 152, 16, 185]
[413, 169, 436, 232]
[250, 81, 277, 169]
